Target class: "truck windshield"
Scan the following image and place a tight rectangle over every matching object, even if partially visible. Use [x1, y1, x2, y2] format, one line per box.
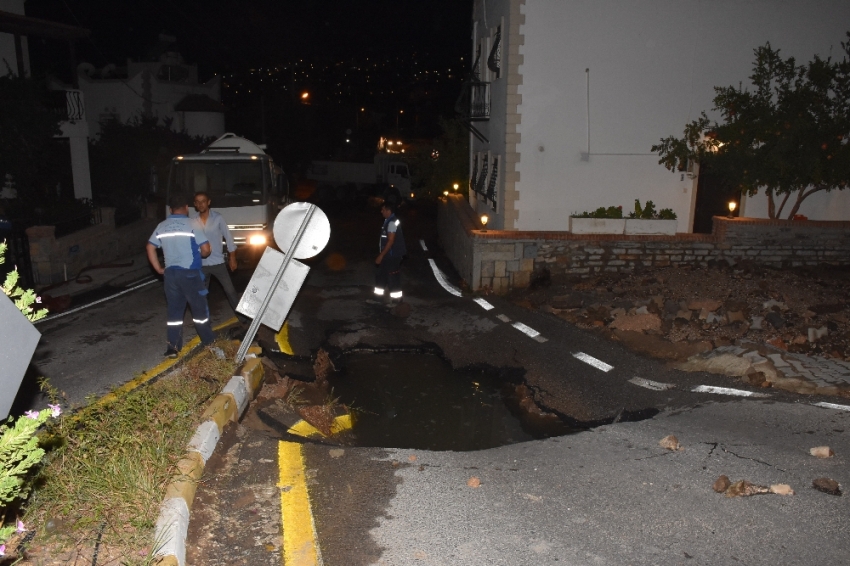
[169, 160, 266, 200]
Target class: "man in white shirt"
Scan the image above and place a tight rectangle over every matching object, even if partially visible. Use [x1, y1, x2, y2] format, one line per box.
[193, 192, 246, 323]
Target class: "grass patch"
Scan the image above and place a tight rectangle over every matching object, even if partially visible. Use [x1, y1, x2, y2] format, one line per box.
[13, 339, 239, 565]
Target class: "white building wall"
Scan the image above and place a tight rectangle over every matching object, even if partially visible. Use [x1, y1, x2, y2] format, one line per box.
[513, 0, 850, 231]
[0, 0, 30, 77]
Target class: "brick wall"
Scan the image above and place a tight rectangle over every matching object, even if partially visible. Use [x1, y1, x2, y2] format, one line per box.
[438, 195, 850, 293]
[26, 207, 157, 286]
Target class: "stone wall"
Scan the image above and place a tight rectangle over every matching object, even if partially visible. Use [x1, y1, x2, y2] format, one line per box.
[438, 195, 850, 293]
[26, 208, 157, 286]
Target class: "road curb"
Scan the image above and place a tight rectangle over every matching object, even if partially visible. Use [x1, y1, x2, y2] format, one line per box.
[153, 345, 265, 566]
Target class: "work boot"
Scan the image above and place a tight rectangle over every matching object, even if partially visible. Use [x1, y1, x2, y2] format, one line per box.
[164, 347, 179, 359]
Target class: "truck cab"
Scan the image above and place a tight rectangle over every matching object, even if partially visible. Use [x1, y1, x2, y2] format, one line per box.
[166, 133, 289, 259]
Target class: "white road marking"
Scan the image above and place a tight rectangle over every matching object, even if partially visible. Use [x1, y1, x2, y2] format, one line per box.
[812, 402, 850, 412]
[473, 298, 495, 311]
[629, 377, 675, 391]
[427, 259, 462, 297]
[573, 352, 614, 372]
[692, 385, 769, 398]
[512, 321, 541, 338]
[35, 278, 158, 324]
[534, 335, 549, 343]
[419, 239, 428, 251]
[496, 314, 511, 323]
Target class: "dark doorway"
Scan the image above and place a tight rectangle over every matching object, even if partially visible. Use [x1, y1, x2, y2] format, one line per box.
[693, 162, 739, 233]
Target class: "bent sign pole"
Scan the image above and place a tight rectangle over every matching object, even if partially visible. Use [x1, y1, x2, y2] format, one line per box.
[235, 203, 330, 364]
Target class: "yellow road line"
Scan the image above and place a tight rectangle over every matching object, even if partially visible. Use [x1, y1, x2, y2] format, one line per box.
[279, 441, 323, 565]
[68, 317, 238, 422]
[276, 321, 294, 355]
[286, 414, 353, 439]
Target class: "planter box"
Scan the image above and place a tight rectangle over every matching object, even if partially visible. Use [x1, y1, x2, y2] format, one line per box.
[569, 217, 626, 234]
[625, 218, 678, 235]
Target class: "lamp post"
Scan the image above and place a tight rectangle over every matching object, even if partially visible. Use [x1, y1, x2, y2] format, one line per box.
[728, 201, 737, 218]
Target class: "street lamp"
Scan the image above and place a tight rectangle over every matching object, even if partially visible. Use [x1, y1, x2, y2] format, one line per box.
[453, 183, 459, 191]
[728, 201, 737, 218]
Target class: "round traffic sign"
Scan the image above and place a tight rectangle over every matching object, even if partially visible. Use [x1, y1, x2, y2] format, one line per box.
[272, 202, 330, 259]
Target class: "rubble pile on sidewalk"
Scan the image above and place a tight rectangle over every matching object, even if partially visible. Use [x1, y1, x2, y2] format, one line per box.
[515, 263, 850, 396]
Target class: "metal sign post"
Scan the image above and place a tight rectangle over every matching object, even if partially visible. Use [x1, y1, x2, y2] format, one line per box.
[235, 203, 330, 363]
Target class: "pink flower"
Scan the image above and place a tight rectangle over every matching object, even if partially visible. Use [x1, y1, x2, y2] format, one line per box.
[24, 410, 39, 419]
[36, 296, 42, 303]
[0, 544, 5, 556]
[16, 520, 25, 533]
[48, 404, 62, 418]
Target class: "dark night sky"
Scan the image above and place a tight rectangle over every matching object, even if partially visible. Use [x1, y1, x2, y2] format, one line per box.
[25, 0, 473, 77]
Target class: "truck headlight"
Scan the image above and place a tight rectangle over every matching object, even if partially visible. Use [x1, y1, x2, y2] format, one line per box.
[249, 234, 267, 246]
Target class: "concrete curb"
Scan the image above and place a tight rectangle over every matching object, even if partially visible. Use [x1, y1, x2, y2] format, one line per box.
[153, 350, 265, 566]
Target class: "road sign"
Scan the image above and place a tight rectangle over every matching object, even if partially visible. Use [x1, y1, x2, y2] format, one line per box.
[235, 203, 330, 363]
[0, 293, 41, 419]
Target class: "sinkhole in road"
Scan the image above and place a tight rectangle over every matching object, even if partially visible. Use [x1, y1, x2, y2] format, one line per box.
[326, 352, 577, 451]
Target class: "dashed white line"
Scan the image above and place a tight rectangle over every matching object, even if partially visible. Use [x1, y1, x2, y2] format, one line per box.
[427, 259, 462, 297]
[512, 321, 540, 338]
[692, 385, 769, 398]
[629, 377, 675, 391]
[573, 352, 614, 372]
[812, 402, 850, 412]
[419, 239, 428, 251]
[496, 314, 511, 323]
[473, 298, 495, 311]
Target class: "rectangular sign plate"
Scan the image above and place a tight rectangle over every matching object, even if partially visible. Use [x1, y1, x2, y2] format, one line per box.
[236, 247, 310, 331]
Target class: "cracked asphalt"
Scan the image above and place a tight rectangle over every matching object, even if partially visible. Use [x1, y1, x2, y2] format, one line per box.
[182, 202, 850, 565]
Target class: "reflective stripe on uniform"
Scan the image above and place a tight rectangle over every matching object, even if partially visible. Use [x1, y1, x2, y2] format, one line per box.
[374, 287, 385, 295]
[167, 321, 183, 326]
[193, 318, 209, 324]
[390, 291, 403, 299]
[157, 232, 197, 239]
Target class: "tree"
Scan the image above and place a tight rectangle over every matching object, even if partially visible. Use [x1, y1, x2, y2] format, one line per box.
[653, 34, 850, 219]
[88, 116, 211, 213]
[405, 117, 469, 199]
[0, 75, 63, 207]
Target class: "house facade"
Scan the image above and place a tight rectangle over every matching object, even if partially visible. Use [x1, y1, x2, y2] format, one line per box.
[78, 47, 225, 139]
[465, 0, 850, 232]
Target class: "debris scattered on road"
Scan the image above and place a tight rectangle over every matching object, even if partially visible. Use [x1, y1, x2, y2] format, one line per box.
[769, 484, 795, 496]
[329, 449, 345, 459]
[523, 493, 543, 502]
[713, 476, 793, 497]
[812, 477, 842, 496]
[408, 454, 418, 462]
[209, 346, 226, 359]
[713, 475, 731, 493]
[659, 435, 681, 451]
[809, 446, 835, 458]
[313, 348, 337, 382]
[467, 476, 481, 488]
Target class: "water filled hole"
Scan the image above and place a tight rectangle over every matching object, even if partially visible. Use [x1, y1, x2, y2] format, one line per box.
[326, 352, 576, 451]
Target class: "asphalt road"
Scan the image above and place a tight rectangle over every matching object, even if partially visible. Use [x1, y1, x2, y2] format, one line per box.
[17, 202, 849, 565]
[184, 202, 849, 565]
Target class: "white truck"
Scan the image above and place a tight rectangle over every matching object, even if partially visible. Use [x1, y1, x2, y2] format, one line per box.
[166, 133, 289, 259]
[306, 153, 411, 201]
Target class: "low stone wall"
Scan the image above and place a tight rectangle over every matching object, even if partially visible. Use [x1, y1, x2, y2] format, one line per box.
[438, 195, 850, 293]
[26, 207, 157, 286]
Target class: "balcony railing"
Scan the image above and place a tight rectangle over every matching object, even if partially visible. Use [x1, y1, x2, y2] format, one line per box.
[46, 89, 85, 122]
[455, 81, 490, 121]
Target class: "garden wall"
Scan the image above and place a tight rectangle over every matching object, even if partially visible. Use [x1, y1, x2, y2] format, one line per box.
[438, 195, 850, 293]
[26, 208, 157, 286]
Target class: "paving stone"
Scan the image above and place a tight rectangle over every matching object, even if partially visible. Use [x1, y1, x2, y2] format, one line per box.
[767, 354, 790, 367]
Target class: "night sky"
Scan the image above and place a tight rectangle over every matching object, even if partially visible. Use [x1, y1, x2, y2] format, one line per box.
[25, 0, 473, 79]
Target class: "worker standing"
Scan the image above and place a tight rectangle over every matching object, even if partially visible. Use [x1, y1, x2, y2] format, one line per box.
[146, 192, 216, 358]
[192, 192, 246, 323]
[374, 200, 407, 304]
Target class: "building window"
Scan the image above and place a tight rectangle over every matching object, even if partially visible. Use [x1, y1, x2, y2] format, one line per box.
[486, 155, 499, 211]
[487, 25, 501, 79]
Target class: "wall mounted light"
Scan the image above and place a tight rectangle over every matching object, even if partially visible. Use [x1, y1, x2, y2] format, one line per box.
[453, 183, 459, 191]
[728, 201, 737, 218]
[480, 214, 489, 232]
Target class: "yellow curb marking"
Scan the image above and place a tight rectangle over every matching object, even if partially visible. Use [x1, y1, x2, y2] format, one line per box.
[286, 414, 353, 438]
[276, 321, 294, 355]
[279, 441, 323, 565]
[66, 317, 238, 424]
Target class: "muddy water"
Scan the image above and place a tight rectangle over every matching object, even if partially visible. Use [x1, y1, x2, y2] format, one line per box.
[327, 352, 575, 451]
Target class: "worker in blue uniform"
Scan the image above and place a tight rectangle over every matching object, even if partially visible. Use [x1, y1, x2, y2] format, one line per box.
[146, 192, 216, 358]
[374, 200, 407, 304]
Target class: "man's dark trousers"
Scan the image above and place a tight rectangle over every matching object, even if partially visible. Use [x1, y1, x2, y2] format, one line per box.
[164, 268, 215, 349]
[375, 256, 403, 298]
